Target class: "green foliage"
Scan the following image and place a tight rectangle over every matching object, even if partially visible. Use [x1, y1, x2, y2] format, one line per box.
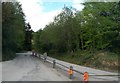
[34, 2, 120, 54]
[49, 51, 119, 71]
[24, 23, 33, 51]
[33, 29, 43, 52]
[2, 2, 26, 61]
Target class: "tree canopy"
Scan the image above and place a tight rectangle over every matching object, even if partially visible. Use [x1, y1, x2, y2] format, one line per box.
[2, 2, 33, 61]
[34, 2, 120, 54]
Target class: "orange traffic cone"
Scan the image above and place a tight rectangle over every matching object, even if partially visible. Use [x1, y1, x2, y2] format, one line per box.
[68, 66, 73, 79]
[83, 71, 89, 83]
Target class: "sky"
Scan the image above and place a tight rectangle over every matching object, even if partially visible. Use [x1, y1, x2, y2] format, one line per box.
[17, 0, 84, 32]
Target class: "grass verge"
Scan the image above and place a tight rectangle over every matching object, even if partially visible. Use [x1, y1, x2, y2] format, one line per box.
[49, 50, 119, 72]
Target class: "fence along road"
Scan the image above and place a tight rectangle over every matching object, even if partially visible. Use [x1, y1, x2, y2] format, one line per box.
[38, 53, 119, 81]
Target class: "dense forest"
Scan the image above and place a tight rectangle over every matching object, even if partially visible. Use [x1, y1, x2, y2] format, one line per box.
[34, 2, 120, 53]
[34, 2, 120, 71]
[2, 2, 32, 61]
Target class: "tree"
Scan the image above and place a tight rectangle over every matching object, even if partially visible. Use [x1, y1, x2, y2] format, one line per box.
[80, 2, 120, 51]
[24, 23, 33, 51]
[2, 2, 26, 60]
[34, 2, 120, 54]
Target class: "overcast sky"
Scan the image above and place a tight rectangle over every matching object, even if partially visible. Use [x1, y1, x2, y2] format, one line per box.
[17, 0, 84, 32]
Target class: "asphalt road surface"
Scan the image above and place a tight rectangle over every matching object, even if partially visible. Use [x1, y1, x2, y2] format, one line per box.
[2, 52, 71, 81]
[1, 52, 119, 82]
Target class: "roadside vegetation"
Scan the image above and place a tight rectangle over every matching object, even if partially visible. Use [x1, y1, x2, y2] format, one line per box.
[49, 51, 119, 72]
[2, 2, 33, 61]
[33, 2, 120, 71]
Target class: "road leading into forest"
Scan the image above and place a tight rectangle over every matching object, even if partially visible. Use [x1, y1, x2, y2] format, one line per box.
[2, 52, 71, 81]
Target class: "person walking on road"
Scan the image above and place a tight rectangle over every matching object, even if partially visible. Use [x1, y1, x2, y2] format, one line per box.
[43, 52, 47, 62]
[32, 50, 35, 56]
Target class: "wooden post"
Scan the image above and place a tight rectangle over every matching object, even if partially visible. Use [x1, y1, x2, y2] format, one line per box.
[53, 60, 56, 68]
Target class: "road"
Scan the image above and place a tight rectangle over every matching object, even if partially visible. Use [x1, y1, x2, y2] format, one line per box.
[2, 52, 119, 82]
[2, 52, 71, 81]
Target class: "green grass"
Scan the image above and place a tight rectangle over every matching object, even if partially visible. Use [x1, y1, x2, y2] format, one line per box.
[49, 50, 119, 72]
